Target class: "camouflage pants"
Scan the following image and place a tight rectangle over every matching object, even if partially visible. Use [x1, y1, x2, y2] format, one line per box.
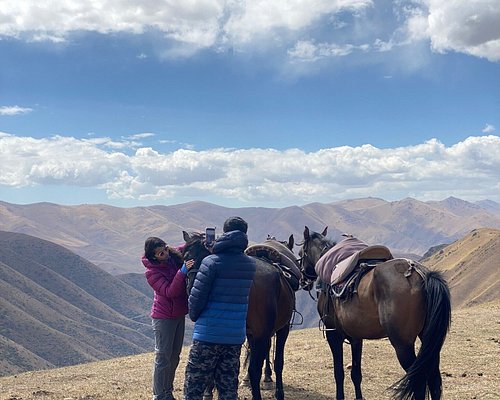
[184, 340, 242, 400]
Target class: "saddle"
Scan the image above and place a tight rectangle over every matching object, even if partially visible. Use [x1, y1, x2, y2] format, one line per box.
[315, 237, 393, 286]
[245, 240, 301, 291]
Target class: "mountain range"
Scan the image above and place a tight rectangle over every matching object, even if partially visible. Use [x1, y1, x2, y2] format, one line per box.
[0, 197, 499, 378]
[1, 196, 499, 274]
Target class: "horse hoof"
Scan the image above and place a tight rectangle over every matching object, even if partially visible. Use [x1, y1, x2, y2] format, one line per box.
[202, 396, 213, 400]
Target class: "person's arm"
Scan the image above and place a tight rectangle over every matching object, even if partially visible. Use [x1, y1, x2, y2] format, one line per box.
[180, 259, 194, 274]
[188, 257, 216, 321]
[145, 261, 192, 298]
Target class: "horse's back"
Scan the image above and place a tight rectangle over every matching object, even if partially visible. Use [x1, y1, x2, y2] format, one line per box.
[335, 258, 426, 341]
[247, 257, 294, 339]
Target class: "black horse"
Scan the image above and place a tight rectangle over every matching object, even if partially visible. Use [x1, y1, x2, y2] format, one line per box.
[298, 226, 451, 400]
[182, 231, 298, 400]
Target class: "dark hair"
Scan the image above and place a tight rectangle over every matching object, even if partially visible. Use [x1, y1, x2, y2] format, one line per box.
[223, 216, 248, 233]
[144, 236, 183, 267]
[144, 237, 165, 261]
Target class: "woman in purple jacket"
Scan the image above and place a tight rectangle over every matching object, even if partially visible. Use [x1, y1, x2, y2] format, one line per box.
[143, 237, 194, 400]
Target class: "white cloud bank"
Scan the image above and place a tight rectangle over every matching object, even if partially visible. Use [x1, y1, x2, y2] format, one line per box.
[0, 106, 33, 116]
[0, 0, 498, 62]
[1, 133, 499, 206]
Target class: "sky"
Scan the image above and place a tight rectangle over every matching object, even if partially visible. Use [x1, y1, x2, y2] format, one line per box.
[1, 0, 499, 209]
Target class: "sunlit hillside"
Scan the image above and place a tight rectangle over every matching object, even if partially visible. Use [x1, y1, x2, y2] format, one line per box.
[1, 303, 498, 400]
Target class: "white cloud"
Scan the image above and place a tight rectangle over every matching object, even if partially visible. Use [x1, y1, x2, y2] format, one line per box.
[0, 1, 224, 47]
[1, 0, 498, 64]
[0, 133, 499, 205]
[422, 0, 500, 62]
[0, 106, 33, 116]
[287, 40, 369, 62]
[126, 132, 155, 140]
[482, 124, 496, 133]
[222, 0, 372, 45]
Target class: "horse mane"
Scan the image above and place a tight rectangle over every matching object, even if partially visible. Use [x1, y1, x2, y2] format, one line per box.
[182, 231, 211, 272]
[185, 231, 204, 246]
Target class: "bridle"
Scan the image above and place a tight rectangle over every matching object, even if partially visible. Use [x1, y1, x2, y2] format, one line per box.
[298, 238, 331, 292]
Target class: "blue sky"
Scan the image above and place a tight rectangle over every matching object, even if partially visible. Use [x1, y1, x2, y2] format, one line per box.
[1, 0, 499, 208]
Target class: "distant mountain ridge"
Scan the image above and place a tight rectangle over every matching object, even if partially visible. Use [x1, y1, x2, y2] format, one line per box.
[1, 197, 499, 274]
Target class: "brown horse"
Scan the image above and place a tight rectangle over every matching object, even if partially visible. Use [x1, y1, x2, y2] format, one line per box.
[298, 226, 451, 400]
[182, 231, 298, 400]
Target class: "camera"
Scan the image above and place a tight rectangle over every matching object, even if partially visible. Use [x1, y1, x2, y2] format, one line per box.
[205, 227, 216, 246]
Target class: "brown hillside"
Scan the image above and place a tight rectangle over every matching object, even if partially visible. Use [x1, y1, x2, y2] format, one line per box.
[1, 302, 498, 400]
[0, 231, 154, 377]
[422, 228, 500, 308]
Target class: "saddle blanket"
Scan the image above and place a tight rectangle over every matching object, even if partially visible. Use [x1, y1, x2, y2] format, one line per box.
[315, 237, 393, 285]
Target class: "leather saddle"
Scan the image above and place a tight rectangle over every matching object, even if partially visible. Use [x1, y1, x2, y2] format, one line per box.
[246, 240, 301, 290]
[315, 237, 393, 285]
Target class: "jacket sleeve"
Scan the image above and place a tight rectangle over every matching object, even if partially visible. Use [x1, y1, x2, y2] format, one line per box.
[188, 257, 217, 321]
[145, 266, 187, 299]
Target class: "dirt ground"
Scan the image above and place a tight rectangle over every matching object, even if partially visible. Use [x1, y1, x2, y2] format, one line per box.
[1, 302, 498, 400]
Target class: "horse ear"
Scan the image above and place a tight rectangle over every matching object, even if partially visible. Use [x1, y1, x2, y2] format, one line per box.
[321, 226, 328, 236]
[304, 226, 310, 240]
[182, 230, 191, 242]
[287, 234, 294, 250]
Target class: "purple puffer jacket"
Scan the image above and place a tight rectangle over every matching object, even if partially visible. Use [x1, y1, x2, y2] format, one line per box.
[142, 253, 188, 319]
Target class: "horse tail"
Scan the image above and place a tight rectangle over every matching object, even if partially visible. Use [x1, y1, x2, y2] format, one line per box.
[393, 269, 451, 400]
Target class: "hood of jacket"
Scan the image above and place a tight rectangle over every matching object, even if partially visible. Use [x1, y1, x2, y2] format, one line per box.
[212, 230, 248, 254]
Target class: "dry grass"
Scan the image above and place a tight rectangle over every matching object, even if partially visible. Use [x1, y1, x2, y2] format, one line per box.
[1, 302, 499, 400]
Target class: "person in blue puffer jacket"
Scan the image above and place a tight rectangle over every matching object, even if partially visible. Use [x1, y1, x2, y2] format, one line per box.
[183, 216, 256, 400]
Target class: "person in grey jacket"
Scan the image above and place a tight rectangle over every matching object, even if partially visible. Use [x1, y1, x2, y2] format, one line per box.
[183, 216, 256, 400]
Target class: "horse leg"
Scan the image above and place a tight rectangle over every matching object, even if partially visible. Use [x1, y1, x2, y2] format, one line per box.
[240, 345, 251, 388]
[273, 325, 290, 400]
[248, 336, 270, 400]
[349, 338, 363, 400]
[261, 350, 274, 390]
[392, 342, 426, 400]
[391, 270, 451, 400]
[242, 346, 273, 391]
[326, 329, 346, 400]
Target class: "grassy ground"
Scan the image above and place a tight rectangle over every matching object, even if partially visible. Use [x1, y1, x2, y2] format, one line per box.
[1, 302, 499, 400]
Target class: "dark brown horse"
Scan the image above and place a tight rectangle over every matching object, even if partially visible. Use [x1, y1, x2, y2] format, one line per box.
[182, 231, 297, 400]
[298, 226, 451, 400]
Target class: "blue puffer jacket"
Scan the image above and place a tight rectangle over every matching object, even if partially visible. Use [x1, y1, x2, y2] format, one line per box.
[188, 230, 256, 345]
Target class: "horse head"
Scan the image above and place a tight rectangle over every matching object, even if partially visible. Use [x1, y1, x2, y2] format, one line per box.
[266, 234, 294, 251]
[298, 226, 332, 287]
[182, 230, 212, 294]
